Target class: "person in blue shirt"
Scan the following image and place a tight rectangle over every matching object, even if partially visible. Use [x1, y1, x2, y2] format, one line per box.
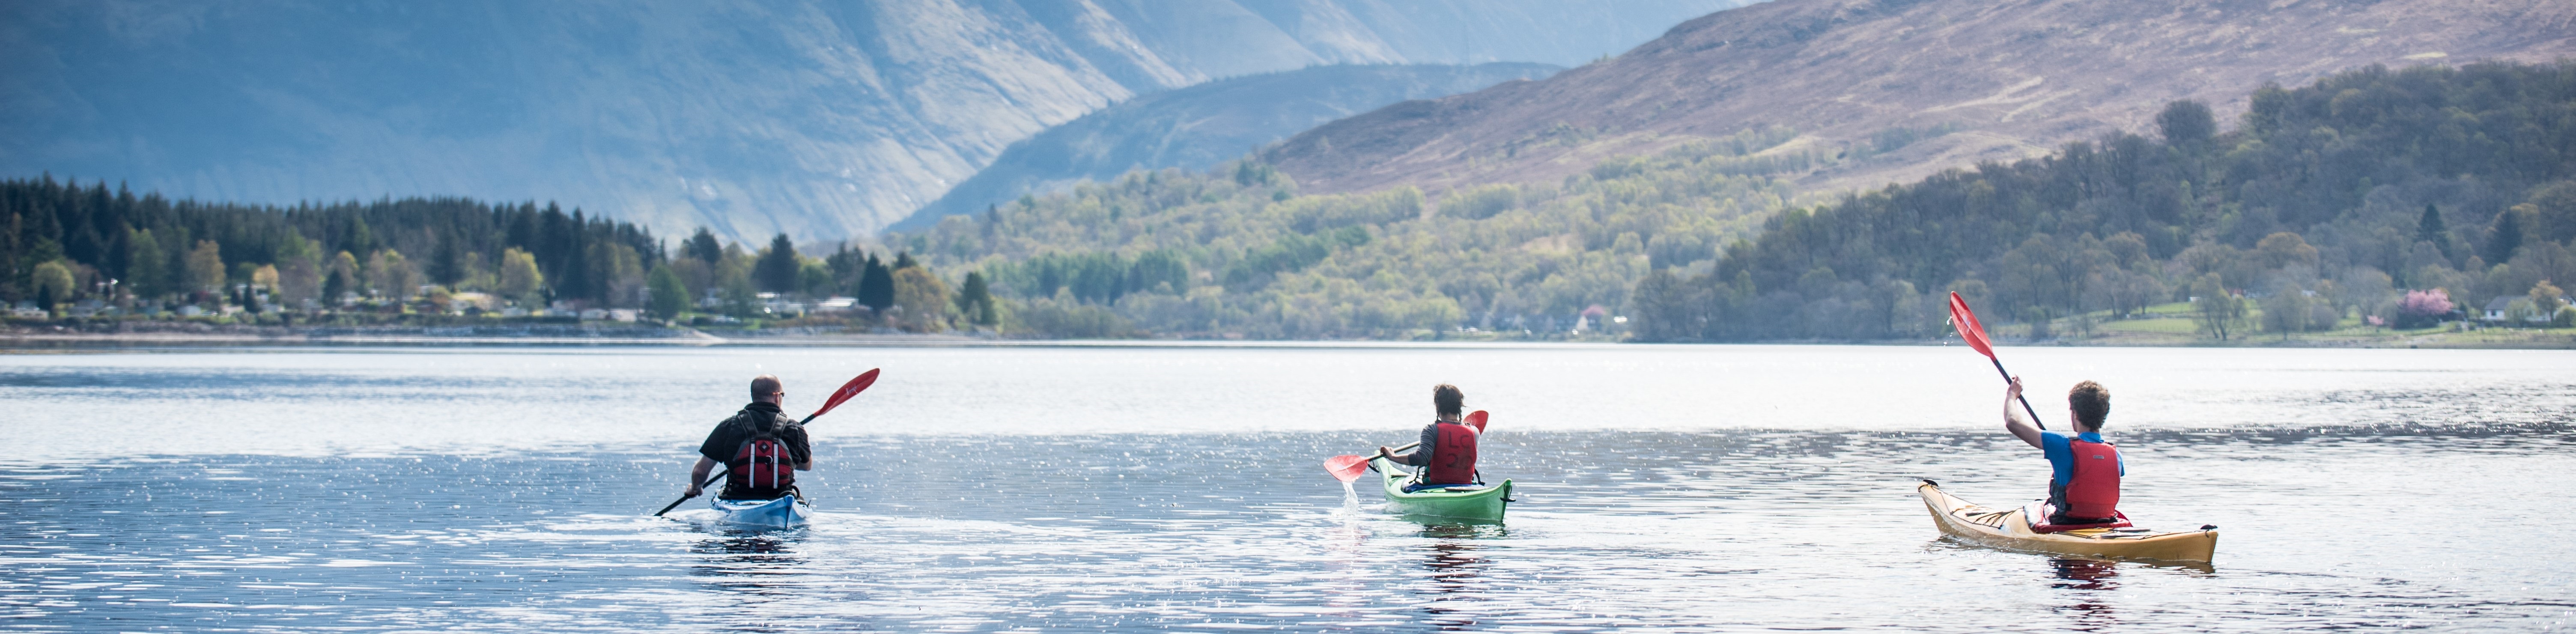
[2004, 377, 2126, 524]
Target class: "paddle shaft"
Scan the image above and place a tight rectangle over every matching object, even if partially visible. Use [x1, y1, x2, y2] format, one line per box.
[1990, 357, 2047, 431]
[655, 410, 822, 517]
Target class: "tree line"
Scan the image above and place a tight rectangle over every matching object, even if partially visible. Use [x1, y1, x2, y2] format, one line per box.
[1630, 61, 2576, 341]
[647, 228, 975, 332]
[0, 181, 665, 315]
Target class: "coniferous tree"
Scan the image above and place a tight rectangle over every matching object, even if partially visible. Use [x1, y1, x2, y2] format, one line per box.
[686, 228, 724, 265]
[2419, 204, 2453, 261]
[826, 244, 867, 295]
[955, 272, 994, 325]
[2485, 208, 2526, 265]
[857, 254, 895, 312]
[753, 233, 800, 293]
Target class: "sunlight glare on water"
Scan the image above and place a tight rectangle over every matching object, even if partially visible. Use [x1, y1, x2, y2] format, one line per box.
[1, 344, 2572, 631]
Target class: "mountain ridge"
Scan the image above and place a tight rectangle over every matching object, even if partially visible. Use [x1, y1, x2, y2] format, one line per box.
[0, 0, 1747, 242]
[1262, 0, 2576, 203]
[890, 62, 1562, 233]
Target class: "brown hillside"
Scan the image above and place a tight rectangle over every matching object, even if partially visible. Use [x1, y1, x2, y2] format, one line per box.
[1263, 0, 2576, 202]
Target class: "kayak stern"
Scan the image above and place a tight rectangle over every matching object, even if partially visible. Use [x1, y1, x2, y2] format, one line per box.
[1372, 457, 1511, 523]
[1917, 481, 2215, 563]
[710, 493, 813, 529]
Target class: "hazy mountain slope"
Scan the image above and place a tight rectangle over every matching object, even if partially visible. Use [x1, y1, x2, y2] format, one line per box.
[893, 63, 1560, 232]
[0, 0, 1746, 242]
[1263, 0, 2576, 202]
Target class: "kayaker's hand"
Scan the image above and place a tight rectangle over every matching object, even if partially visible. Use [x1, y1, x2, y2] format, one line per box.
[1376, 446, 1394, 460]
[685, 483, 703, 498]
[2005, 376, 2024, 401]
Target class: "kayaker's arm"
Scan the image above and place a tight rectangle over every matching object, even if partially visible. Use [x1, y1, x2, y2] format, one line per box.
[686, 457, 719, 496]
[792, 428, 814, 471]
[2004, 376, 2044, 449]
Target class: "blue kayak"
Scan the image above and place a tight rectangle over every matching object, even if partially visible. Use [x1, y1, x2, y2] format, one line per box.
[710, 494, 812, 529]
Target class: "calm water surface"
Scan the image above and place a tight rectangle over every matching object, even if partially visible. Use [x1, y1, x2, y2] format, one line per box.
[2, 344, 2572, 631]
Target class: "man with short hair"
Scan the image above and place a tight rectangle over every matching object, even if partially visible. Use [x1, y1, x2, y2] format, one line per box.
[2004, 377, 2125, 524]
[1376, 383, 1480, 490]
[684, 374, 813, 501]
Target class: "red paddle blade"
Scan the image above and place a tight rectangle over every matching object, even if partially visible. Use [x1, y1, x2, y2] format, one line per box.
[806, 368, 881, 421]
[1947, 292, 1996, 358]
[1465, 410, 1488, 432]
[1324, 455, 1371, 483]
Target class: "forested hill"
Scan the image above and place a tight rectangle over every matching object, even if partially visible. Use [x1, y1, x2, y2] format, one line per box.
[0, 180, 663, 310]
[897, 128, 1810, 338]
[890, 63, 1563, 232]
[1629, 62, 2576, 341]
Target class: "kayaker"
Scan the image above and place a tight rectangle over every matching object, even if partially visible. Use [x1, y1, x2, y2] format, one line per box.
[1376, 383, 1480, 490]
[2004, 377, 2125, 525]
[684, 375, 813, 501]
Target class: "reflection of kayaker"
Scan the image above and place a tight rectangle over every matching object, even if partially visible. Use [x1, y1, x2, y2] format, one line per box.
[1376, 384, 1481, 490]
[687, 375, 814, 503]
[2003, 377, 2124, 527]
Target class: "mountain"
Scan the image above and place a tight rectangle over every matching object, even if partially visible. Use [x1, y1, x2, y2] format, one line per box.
[0, 0, 1747, 242]
[1263, 0, 2576, 203]
[890, 62, 1561, 232]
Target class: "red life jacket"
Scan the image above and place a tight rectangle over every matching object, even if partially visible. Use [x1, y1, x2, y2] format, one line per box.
[2060, 438, 2121, 519]
[730, 434, 796, 492]
[1424, 420, 1479, 484]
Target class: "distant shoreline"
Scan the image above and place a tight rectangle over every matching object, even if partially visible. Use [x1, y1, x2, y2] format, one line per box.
[5, 322, 2573, 350]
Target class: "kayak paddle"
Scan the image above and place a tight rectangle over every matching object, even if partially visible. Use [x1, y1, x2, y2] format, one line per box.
[1323, 410, 1488, 482]
[1948, 292, 2045, 430]
[655, 368, 881, 517]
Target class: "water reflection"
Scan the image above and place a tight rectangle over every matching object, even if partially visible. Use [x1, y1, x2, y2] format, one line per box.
[1419, 526, 1495, 630]
[691, 532, 810, 595]
[2049, 559, 2119, 631]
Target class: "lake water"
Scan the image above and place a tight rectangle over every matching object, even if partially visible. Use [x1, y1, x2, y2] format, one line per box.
[3, 344, 2572, 631]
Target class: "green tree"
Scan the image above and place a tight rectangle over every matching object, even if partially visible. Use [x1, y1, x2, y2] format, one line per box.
[2260, 284, 2320, 336]
[2191, 273, 2244, 340]
[183, 240, 224, 294]
[122, 227, 165, 299]
[797, 260, 835, 298]
[684, 227, 724, 265]
[646, 264, 690, 321]
[2156, 99, 2214, 145]
[498, 247, 544, 306]
[2530, 279, 2566, 321]
[753, 233, 801, 293]
[955, 271, 997, 326]
[31, 260, 76, 313]
[325, 251, 362, 305]
[367, 249, 417, 301]
[891, 265, 949, 332]
[2486, 207, 2528, 265]
[2419, 204, 2454, 261]
[856, 254, 894, 313]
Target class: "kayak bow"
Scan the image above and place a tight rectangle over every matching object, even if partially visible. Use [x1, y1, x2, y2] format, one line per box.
[1917, 480, 2215, 562]
[710, 494, 812, 529]
[1372, 457, 1510, 523]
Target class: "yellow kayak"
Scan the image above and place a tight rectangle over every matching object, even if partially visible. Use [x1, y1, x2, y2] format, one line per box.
[1917, 480, 2217, 562]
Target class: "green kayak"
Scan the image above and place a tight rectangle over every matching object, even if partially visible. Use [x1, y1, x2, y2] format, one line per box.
[1371, 457, 1511, 523]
